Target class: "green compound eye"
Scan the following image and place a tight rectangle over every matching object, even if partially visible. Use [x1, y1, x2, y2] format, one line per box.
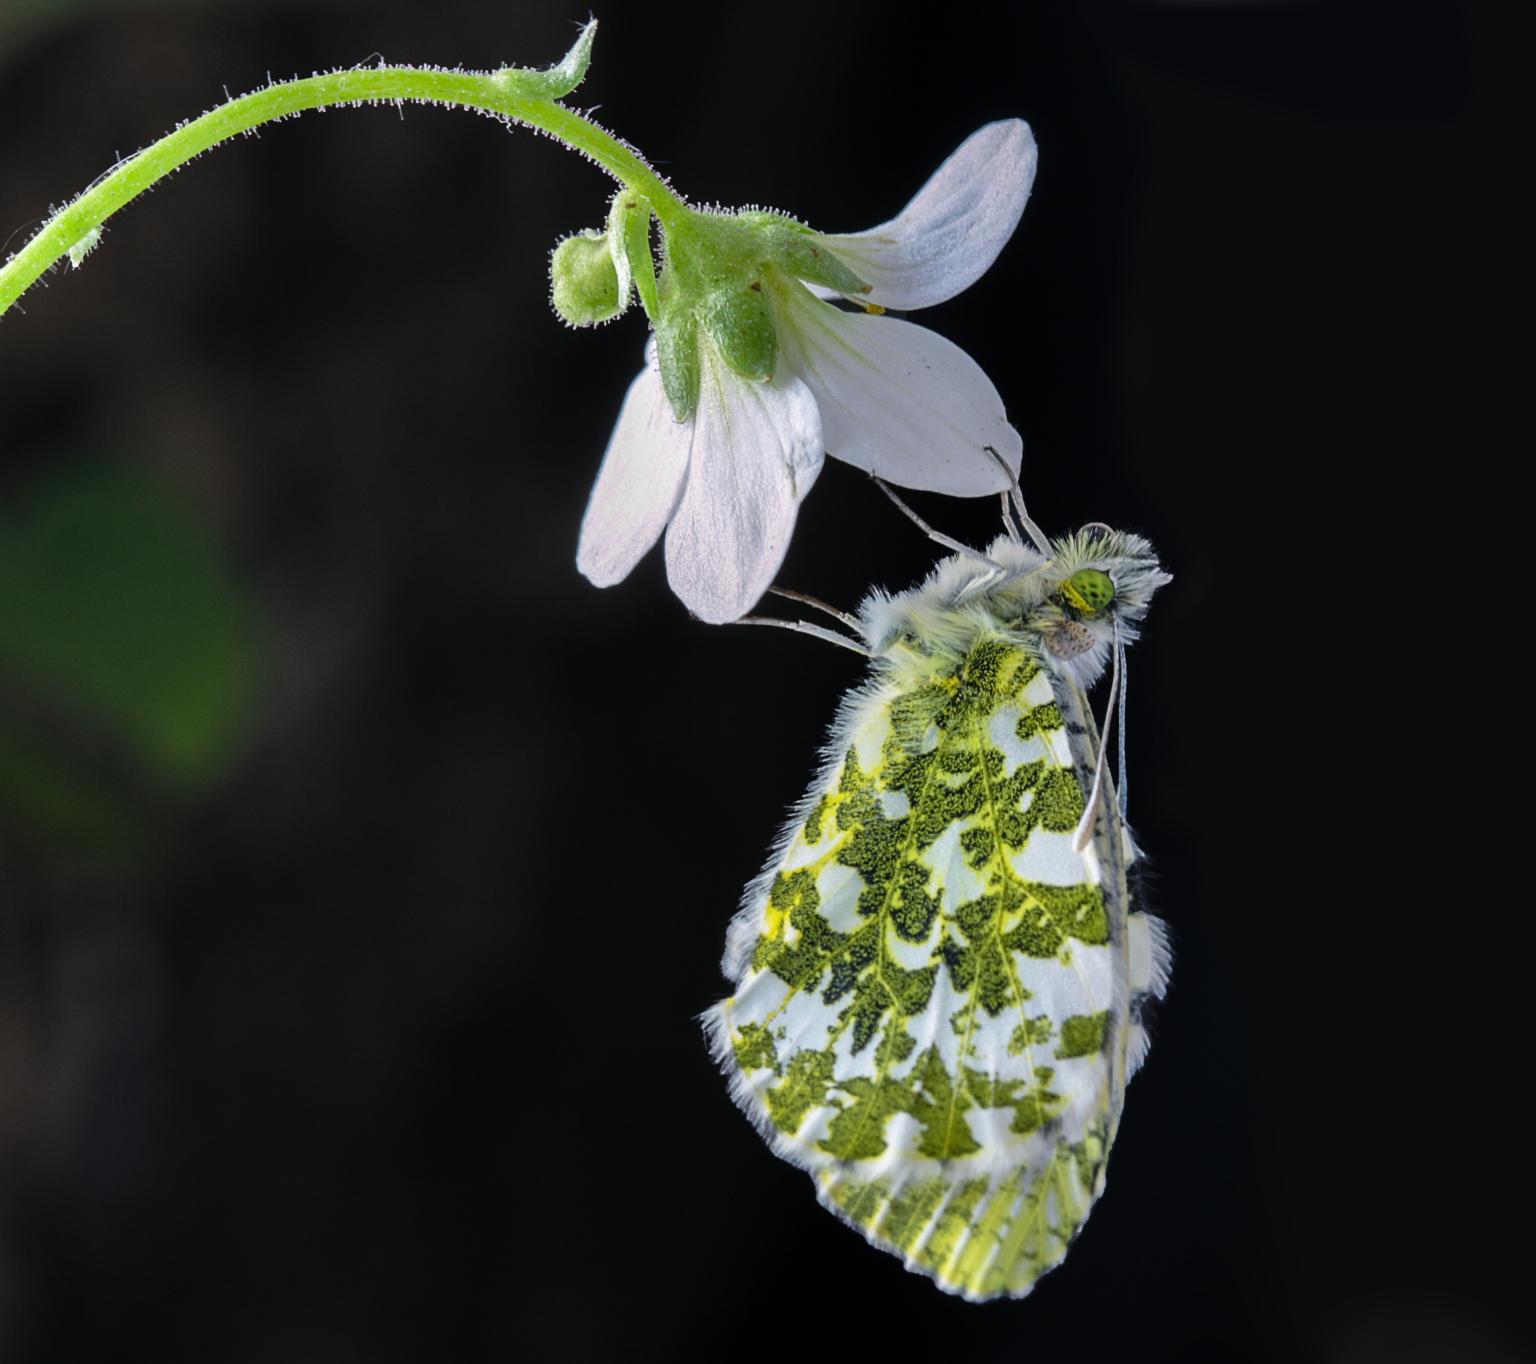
[1062, 568, 1115, 616]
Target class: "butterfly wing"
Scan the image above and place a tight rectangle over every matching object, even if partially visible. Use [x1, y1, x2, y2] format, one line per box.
[706, 633, 1169, 1300]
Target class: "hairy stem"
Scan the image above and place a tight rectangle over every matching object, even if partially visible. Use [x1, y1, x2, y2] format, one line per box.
[0, 64, 686, 317]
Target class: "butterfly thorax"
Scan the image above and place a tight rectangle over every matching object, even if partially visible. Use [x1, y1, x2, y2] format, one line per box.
[860, 528, 1169, 692]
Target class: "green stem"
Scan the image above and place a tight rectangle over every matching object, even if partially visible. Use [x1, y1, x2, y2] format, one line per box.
[0, 65, 687, 318]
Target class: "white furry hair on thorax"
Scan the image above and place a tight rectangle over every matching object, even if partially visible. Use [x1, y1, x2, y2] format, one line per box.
[857, 530, 1170, 691]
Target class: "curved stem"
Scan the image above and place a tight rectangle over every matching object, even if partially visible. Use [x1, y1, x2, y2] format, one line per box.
[0, 65, 688, 318]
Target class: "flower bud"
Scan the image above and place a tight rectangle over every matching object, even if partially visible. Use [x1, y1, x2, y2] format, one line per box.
[550, 228, 624, 327]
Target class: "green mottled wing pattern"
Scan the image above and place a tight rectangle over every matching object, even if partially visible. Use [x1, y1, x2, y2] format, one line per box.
[707, 633, 1165, 1301]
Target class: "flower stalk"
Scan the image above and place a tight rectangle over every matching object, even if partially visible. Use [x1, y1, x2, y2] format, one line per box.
[0, 22, 682, 317]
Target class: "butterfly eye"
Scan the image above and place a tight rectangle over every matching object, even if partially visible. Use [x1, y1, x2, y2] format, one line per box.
[1062, 568, 1115, 616]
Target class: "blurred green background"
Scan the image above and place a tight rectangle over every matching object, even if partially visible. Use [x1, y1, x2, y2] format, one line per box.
[0, 463, 256, 852]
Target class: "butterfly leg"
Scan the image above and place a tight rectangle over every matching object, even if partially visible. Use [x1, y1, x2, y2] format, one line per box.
[983, 445, 1053, 556]
[870, 476, 1007, 599]
[712, 612, 871, 656]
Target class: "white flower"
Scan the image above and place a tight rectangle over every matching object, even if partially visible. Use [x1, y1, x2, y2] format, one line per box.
[578, 119, 1038, 623]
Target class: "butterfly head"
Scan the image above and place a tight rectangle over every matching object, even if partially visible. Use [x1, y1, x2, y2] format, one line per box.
[1059, 567, 1116, 617]
[1013, 526, 1169, 685]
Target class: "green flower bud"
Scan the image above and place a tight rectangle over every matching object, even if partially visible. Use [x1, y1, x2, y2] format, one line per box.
[550, 228, 624, 327]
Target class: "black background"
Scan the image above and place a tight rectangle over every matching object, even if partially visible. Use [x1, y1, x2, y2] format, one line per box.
[0, 2, 1518, 1361]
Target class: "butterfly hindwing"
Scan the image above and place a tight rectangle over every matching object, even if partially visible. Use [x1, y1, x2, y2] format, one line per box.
[708, 623, 1163, 1300]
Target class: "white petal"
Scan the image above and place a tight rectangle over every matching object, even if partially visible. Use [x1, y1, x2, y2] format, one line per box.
[664, 345, 824, 624]
[778, 294, 1021, 496]
[820, 120, 1037, 311]
[577, 349, 691, 587]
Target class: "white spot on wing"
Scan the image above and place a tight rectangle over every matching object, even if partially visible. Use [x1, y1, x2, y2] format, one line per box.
[1013, 830, 1098, 887]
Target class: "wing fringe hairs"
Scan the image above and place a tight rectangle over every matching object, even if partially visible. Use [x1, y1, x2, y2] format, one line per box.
[703, 533, 1171, 1301]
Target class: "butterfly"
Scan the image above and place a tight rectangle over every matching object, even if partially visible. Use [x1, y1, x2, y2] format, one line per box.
[705, 505, 1171, 1301]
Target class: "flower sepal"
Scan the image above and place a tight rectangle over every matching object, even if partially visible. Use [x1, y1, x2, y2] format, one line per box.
[651, 213, 786, 410]
[738, 212, 870, 297]
[653, 307, 700, 420]
[608, 189, 658, 319]
[698, 279, 776, 383]
[646, 209, 871, 409]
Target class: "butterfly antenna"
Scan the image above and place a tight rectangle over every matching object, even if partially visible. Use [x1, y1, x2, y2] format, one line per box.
[730, 614, 872, 657]
[768, 586, 862, 633]
[1073, 618, 1122, 853]
[983, 445, 1052, 557]
[1116, 626, 1129, 822]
